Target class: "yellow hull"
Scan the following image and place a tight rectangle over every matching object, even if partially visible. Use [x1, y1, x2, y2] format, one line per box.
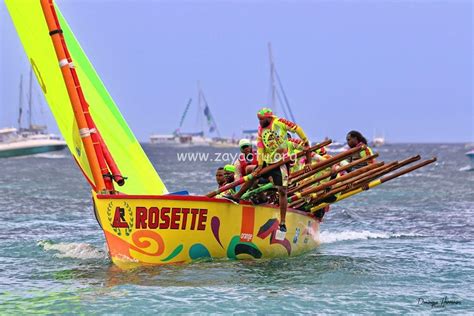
[93, 193, 320, 268]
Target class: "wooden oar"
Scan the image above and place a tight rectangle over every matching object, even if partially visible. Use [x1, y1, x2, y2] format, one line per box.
[343, 155, 420, 191]
[289, 145, 365, 184]
[288, 161, 390, 208]
[205, 139, 332, 198]
[303, 161, 400, 207]
[288, 153, 379, 195]
[308, 157, 437, 213]
[321, 155, 421, 198]
[288, 161, 385, 203]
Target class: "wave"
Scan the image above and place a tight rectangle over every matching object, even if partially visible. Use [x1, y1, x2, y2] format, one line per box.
[38, 240, 107, 259]
[34, 153, 68, 159]
[459, 165, 474, 172]
[320, 230, 421, 244]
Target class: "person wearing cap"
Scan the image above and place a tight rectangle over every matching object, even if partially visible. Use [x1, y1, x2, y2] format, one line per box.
[216, 165, 238, 198]
[233, 138, 258, 181]
[223, 164, 236, 185]
[232, 107, 312, 233]
[215, 167, 226, 188]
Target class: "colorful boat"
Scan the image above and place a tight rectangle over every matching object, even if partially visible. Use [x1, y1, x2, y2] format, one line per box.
[5, 0, 320, 268]
[93, 193, 319, 267]
[6, 0, 434, 268]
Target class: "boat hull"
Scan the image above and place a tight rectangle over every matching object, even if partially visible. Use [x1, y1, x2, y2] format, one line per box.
[0, 143, 67, 158]
[93, 193, 320, 267]
[466, 151, 474, 168]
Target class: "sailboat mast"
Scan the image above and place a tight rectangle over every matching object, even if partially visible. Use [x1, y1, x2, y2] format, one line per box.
[275, 68, 296, 122]
[28, 66, 33, 129]
[200, 88, 221, 137]
[18, 75, 23, 129]
[197, 81, 204, 134]
[268, 42, 277, 113]
[268, 42, 296, 122]
[177, 98, 192, 133]
[40, 0, 106, 192]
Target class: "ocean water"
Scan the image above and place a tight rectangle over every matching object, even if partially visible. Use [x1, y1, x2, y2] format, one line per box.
[0, 143, 473, 314]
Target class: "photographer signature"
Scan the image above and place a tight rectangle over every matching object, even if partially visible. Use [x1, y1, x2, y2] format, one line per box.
[418, 296, 461, 308]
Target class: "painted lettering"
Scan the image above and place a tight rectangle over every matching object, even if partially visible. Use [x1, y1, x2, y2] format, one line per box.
[197, 209, 207, 230]
[170, 208, 181, 229]
[160, 207, 170, 229]
[148, 207, 159, 229]
[136, 207, 147, 229]
[181, 208, 190, 230]
[134, 207, 208, 230]
[190, 208, 199, 230]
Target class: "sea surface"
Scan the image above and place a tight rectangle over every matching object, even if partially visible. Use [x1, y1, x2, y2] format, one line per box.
[0, 143, 472, 314]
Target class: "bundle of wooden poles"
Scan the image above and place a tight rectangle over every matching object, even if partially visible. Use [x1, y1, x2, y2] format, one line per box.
[206, 139, 436, 215]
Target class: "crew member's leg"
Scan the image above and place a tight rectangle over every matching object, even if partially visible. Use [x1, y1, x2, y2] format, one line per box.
[278, 186, 288, 231]
[269, 164, 289, 231]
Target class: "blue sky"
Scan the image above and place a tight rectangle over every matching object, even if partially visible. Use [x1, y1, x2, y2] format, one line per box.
[0, 0, 472, 143]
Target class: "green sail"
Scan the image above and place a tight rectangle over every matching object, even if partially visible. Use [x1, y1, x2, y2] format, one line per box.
[6, 0, 167, 195]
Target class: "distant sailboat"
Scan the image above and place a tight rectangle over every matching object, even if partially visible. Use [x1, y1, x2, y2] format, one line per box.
[149, 98, 192, 145]
[150, 82, 226, 146]
[0, 68, 67, 158]
[371, 129, 386, 147]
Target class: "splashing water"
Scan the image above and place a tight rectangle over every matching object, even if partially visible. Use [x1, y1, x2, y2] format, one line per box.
[38, 240, 107, 260]
[320, 230, 422, 244]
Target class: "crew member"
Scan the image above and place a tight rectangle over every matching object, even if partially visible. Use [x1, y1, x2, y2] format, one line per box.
[232, 108, 311, 232]
[346, 130, 375, 171]
[233, 139, 258, 180]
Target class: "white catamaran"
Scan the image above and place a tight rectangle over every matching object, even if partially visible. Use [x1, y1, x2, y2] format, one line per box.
[0, 68, 66, 158]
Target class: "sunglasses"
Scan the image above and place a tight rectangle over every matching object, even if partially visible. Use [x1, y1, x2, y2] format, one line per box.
[240, 145, 250, 149]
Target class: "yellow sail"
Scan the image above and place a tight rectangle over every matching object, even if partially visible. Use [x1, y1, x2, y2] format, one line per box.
[5, 0, 168, 195]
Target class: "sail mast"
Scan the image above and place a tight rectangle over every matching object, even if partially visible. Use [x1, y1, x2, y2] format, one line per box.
[40, 0, 106, 192]
[268, 42, 277, 113]
[28, 66, 33, 129]
[268, 42, 296, 122]
[197, 81, 203, 134]
[18, 75, 23, 129]
[200, 87, 220, 137]
[177, 98, 192, 134]
[275, 68, 296, 122]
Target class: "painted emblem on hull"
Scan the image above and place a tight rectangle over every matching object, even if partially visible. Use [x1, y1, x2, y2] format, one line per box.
[107, 201, 133, 236]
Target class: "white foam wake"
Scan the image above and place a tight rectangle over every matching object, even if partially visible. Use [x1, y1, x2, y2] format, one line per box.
[35, 153, 68, 159]
[320, 230, 419, 244]
[459, 165, 474, 172]
[38, 240, 107, 259]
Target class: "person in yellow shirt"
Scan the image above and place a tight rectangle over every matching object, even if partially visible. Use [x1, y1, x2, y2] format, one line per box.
[232, 108, 311, 233]
[345, 130, 376, 171]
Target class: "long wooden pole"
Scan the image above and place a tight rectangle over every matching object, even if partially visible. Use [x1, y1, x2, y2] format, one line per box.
[289, 145, 365, 183]
[309, 158, 437, 213]
[288, 162, 389, 208]
[40, 0, 106, 192]
[288, 153, 379, 195]
[302, 161, 399, 208]
[288, 161, 384, 203]
[343, 155, 420, 191]
[206, 139, 332, 197]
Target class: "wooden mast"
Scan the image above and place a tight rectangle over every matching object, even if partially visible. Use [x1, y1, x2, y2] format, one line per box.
[40, 0, 106, 192]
